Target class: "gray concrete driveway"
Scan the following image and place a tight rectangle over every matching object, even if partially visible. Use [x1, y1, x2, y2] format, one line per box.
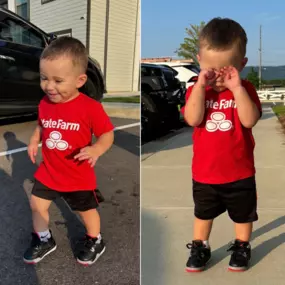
[142, 106, 285, 285]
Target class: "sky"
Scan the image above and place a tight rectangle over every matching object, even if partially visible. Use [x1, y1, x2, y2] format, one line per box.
[142, 0, 285, 66]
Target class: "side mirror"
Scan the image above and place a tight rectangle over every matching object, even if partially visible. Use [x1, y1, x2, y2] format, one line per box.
[47, 33, 57, 44]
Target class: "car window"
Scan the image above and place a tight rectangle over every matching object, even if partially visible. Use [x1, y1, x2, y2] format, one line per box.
[182, 64, 200, 74]
[141, 66, 150, 76]
[160, 65, 179, 76]
[0, 15, 44, 48]
[141, 66, 162, 77]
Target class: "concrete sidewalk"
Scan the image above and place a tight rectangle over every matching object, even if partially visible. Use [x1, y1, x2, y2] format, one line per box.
[141, 106, 285, 285]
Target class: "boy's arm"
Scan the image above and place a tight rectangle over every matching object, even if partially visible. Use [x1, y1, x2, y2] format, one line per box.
[74, 101, 114, 166]
[30, 125, 42, 144]
[232, 83, 261, 128]
[183, 83, 206, 127]
[90, 130, 114, 157]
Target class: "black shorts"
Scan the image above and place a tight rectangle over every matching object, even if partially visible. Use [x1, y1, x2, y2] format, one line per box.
[32, 180, 99, 212]
[193, 176, 258, 223]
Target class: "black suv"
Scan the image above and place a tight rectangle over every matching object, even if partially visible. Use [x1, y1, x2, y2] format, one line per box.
[0, 8, 105, 118]
[141, 63, 185, 140]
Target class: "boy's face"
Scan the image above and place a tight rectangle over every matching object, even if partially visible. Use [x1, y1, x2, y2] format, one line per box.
[40, 56, 87, 104]
[197, 44, 247, 92]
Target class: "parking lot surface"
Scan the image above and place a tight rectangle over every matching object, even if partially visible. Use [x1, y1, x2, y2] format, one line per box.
[0, 117, 140, 285]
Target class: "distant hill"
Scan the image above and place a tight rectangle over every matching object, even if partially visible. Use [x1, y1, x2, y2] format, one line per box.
[241, 66, 285, 80]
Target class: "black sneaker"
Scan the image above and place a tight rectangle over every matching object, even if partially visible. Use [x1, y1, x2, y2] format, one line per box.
[76, 235, 106, 266]
[186, 240, 211, 272]
[23, 232, 57, 264]
[227, 239, 251, 272]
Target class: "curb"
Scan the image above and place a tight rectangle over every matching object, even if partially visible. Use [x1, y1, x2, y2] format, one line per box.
[103, 102, 140, 119]
[104, 92, 140, 98]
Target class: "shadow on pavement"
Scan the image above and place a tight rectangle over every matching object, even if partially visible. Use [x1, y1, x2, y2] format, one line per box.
[208, 215, 285, 269]
[142, 127, 193, 156]
[251, 233, 285, 267]
[1, 132, 86, 276]
[52, 198, 86, 256]
[260, 107, 277, 120]
[141, 209, 165, 285]
[114, 129, 139, 156]
[0, 164, 39, 284]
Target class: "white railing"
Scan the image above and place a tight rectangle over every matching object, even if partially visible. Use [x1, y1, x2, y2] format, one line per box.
[257, 90, 285, 102]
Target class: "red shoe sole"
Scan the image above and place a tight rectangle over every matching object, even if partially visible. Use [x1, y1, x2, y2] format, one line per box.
[228, 267, 247, 272]
[185, 267, 205, 273]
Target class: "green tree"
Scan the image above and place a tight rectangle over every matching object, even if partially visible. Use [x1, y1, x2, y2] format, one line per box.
[175, 21, 205, 65]
[246, 67, 260, 89]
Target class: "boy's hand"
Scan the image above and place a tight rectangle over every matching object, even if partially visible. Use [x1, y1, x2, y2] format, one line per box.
[28, 141, 38, 164]
[197, 69, 220, 88]
[74, 146, 99, 167]
[220, 66, 242, 91]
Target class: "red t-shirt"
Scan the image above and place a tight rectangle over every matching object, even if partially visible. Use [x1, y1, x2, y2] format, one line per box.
[181, 80, 262, 184]
[34, 93, 114, 192]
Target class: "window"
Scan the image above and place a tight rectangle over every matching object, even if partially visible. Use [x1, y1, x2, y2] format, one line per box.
[0, 0, 8, 9]
[16, 0, 28, 20]
[182, 64, 201, 74]
[0, 16, 45, 48]
[42, 0, 55, 4]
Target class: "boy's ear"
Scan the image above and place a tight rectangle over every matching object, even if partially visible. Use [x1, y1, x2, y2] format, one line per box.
[197, 54, 201, 63]
[242, 57, 248, 68]
[76, 74, 88, 89]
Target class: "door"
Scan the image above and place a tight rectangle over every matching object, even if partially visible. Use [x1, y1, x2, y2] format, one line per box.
[0, 10, 46, 116]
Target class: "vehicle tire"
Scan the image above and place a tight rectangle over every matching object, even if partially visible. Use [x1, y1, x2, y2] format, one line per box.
[141, 92, 160, 141]
[80, 74, 104, 102]
[167, 104, 181, 129]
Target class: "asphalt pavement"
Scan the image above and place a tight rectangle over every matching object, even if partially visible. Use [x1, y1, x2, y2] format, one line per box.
[0, 117, 140, 285]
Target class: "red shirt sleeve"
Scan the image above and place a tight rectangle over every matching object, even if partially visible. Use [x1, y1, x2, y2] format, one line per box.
[180, 85, 194, 115]
[242, 80, 262, 117]
[89, 101, 114, 137]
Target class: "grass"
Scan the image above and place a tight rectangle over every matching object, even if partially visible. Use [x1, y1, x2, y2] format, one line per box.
[272, 105, 285, 117]
[102, 96, 140, 103]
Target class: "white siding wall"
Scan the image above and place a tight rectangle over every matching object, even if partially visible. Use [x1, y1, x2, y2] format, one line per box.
[89, 0, 107, 72]
[132, 0, 140, 91]
[30, 0, 87, 46]
[106, 0, 138, 92]
[8, 0, 15, 12]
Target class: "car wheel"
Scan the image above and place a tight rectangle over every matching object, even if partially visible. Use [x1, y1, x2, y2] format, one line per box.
[80, 75, 104, 102]
[141, 92, 160, 141]
[167, 104, 181, 129]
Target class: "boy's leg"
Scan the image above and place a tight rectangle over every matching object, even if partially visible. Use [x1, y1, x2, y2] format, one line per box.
[78, 208, 100, 238]
[30, 194, 52, 232]
[193, 218, 213, 241]
[234, 222, 252, 242]
[63, 190, 105, 266]
[223, 176, 257, 271]
[24, 181, 58, 264]
[186, 180, 226, 272]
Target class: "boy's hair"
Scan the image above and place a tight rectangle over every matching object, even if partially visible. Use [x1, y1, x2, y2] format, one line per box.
[41, 36, 88, 73]
[199, 17, 247, 57]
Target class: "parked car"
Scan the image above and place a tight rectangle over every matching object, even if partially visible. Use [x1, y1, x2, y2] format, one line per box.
[145, 61, 200, 89]
[141, 63, 185, 140]
[0, 7, 105, 118]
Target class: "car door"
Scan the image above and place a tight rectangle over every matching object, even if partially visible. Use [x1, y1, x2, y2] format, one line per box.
[0, 10, 46, 116]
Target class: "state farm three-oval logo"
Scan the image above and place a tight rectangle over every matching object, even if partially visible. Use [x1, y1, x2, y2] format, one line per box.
[206, 112, 232, 132]
[45, 131, 69, 151]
